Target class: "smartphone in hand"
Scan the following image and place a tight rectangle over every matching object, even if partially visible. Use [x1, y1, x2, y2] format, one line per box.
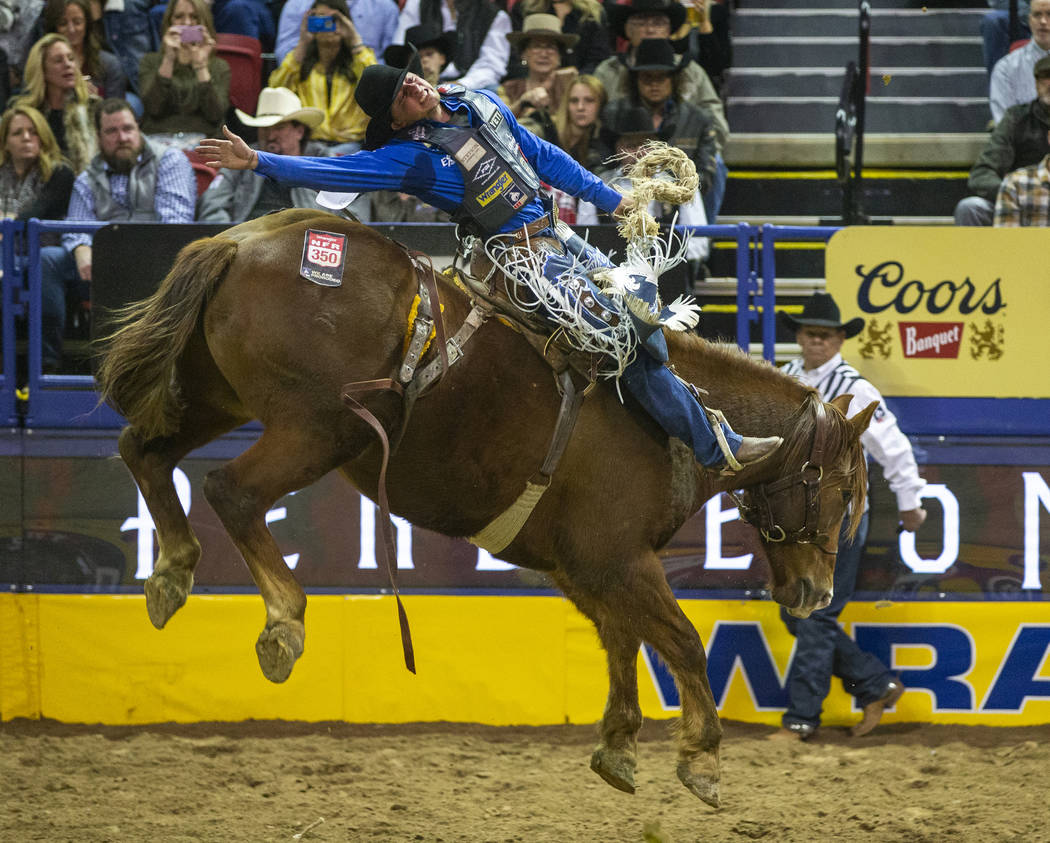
[179, 24, 206, 43]
[307, 14, 336, 33]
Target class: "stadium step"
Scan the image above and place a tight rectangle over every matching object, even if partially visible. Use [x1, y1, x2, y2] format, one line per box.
[726, 2, 992, 167]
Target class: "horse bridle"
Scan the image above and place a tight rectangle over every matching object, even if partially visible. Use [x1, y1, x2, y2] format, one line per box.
[731, 399, 836, 551]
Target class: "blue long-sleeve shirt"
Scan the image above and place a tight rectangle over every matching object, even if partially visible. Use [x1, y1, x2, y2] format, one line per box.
[255, 90, 623, 234]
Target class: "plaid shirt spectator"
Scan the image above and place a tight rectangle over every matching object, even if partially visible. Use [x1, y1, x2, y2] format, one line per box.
[994, 152, 1050, 225]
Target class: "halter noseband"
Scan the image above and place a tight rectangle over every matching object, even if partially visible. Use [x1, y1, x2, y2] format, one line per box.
[734, 399, 834, 549]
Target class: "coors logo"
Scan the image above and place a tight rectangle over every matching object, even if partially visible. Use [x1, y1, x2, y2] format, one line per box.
[898, 322, 963, 359]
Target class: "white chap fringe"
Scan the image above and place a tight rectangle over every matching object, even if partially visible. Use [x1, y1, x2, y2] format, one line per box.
[485, 227, 637, 379]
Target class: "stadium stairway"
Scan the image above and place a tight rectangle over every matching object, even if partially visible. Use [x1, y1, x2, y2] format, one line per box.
[696, 1, 991, 351]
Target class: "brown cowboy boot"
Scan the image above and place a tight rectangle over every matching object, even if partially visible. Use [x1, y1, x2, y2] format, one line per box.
[851, 681, 905, 737]
[735, 435, 783, 466]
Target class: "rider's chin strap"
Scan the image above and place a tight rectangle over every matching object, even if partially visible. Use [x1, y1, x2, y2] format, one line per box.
[339, 250, 452, 675]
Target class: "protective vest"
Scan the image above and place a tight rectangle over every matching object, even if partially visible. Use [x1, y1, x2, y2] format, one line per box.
[82, 139, 161, 223]
[395, 85, 540, 235]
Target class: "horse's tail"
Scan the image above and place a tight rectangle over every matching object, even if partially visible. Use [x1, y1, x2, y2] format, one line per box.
[96, 236, 240, 439]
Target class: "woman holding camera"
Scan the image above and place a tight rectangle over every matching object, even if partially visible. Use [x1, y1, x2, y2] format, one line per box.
[268, 0, 375, 154]
[138, 0, 230, 145]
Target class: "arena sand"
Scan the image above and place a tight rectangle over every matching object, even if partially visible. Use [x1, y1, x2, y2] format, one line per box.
[1, 719, 1047, 842]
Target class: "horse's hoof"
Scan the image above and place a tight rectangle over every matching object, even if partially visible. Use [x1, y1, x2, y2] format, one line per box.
[143, 570, 193, 629]
[255, 621, 305, 683]
[590, 746, 637, 794]
[676, 761, 721, 809]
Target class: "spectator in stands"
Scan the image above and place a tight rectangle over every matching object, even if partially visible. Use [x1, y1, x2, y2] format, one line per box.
[673, 0, 731, 96]
[101, 0, 155, 93]
[982, 1, 1031, 78]
[507, 0, 611, 76]
[579, 103, 710, 283]
[138, 0, 230, 146]
[603, 38, 722, 222]
[552, 73, 608, 170]
[0, 104, 75, 220]
[268, 0, 376, 154]
[994, 126, 1050, 224]
[198, 87, 328, 222]
[990, 0, 1050, 122]
[393, 0, 511, 91]
[39, 98, 194, 370]
[13, 33, 99, 173]
[276, 0, 396, 65]
[956, 56, 1050, 225]
[152, 0, 275, 52]
[499, 14, 579, 143]
[595, 0, 726, 146]
[41, 0, 128, 99]
[0, 0, 46, 91]
[383, 25, 454, 86]
[770, 291, 924, 742]
[594, 0, 726, 217]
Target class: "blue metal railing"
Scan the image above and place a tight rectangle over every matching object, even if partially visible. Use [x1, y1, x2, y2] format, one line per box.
[1, 219, 20, 427]
[24, 219, 123, 428]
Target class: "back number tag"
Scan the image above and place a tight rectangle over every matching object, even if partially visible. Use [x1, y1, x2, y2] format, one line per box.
[300, 229, 347, 287]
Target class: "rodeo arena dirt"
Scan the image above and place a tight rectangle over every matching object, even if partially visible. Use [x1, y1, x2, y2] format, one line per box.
[2, 718, 1049, 841]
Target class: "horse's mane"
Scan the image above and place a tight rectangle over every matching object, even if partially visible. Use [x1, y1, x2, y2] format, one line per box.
[667, 333, 867, 538]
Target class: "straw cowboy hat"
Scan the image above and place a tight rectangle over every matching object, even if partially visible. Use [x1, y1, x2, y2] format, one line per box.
[606, 0, 687, 40]
[781, 292, 865, 339]
[627, 38, 684, 72]
[235, 87, 324, 128]
[506, 13, 580, 49]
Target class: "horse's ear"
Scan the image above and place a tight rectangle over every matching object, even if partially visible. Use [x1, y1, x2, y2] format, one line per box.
[848, 400, 879, 439]
[829, 393, 853, 416]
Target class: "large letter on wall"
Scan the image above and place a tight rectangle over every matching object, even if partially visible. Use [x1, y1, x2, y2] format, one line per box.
[704, 493, 753, 570]
[899, 483, 959, 574]
[1022, 471, 1049, 590]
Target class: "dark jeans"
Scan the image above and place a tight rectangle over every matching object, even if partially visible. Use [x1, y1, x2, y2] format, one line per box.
[40, 245, 82, 369]
[780, 511, 893, 729]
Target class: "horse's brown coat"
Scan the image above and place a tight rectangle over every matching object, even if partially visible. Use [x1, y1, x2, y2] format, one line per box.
[96, 209, 873, 806]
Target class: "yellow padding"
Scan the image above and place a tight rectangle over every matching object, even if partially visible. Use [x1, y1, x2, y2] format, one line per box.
[469, 480, 549, 554]
[0, 593, 41, 720]
[401, 294, 437, 358]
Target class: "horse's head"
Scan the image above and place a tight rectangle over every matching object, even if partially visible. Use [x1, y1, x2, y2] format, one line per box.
[736, 393, 877, 618]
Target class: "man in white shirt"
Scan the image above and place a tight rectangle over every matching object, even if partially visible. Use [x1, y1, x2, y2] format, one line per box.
[990, 0, 1050, 122]
[770, 292, 927, 742]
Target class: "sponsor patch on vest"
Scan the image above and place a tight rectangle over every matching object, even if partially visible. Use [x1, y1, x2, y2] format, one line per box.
[455, 137, 487, 170]
[476, 172, 512, 207]
[472, 156, 499, 183]
[300, 229, 347, 287]
[503, 185, 527, 211]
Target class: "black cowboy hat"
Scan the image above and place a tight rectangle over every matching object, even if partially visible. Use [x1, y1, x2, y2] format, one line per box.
[383, 24, 455, 69]
[780, 292, 865, 339]
[356, 62, 411, 150]
[628, 38, 683, 72]
[605, 0, 687, 40]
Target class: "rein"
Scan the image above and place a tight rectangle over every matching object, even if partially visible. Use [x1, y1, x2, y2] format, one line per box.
[732, 398, 836, 553]
[339, 249, 452, 675]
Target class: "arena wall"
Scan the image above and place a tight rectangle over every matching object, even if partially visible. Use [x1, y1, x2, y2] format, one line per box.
[2, 593, 1048, 728]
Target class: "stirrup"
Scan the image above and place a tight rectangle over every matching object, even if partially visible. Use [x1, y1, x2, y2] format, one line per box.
[705, 407, 743, 474]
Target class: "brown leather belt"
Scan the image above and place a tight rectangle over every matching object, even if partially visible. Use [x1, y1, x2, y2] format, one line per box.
[504, 204, 558, 242]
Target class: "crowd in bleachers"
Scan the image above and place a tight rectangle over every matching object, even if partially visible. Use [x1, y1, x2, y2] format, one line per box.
[1, 0, 1048, 370]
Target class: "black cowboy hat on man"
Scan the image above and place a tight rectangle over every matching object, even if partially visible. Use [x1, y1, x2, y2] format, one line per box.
[383, 24, 455, 70]
[355, 62, 413, 150]
[780, 292, 865, 339]
[606, 0, 688, 41]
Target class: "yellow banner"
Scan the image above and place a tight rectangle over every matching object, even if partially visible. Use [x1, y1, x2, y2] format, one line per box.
[3, 594, 1049, 728]
[824, 227, 1048, 398]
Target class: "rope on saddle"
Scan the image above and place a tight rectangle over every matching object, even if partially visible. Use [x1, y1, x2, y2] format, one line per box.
[339, 249, 450, 675]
